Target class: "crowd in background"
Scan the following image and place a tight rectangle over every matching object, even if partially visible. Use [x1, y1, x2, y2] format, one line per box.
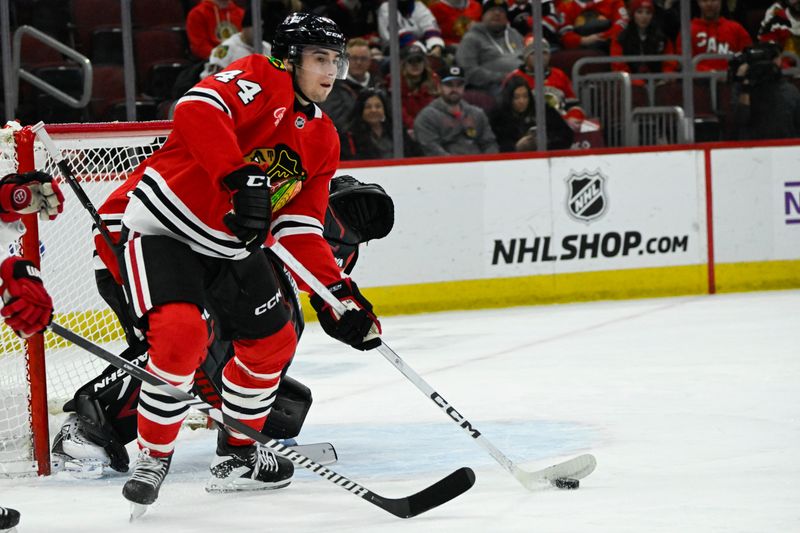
[8, 0, 800, 159]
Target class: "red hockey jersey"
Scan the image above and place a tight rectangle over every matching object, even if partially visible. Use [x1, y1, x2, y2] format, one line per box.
[98, 54, 343, 291]
[677, 17, 752, 72]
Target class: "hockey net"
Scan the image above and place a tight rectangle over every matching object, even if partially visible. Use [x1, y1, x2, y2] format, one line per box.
[0, 121, 171, 476]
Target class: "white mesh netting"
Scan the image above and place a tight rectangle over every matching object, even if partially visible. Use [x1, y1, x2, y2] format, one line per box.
[0, 123, 170, 475]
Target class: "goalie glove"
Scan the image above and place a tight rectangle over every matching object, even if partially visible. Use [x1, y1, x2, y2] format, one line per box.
[0, 257, 54, 338]
[0, 171, 65, 222]
[222, 165, 272, 252]
[309, 278, 381, 351]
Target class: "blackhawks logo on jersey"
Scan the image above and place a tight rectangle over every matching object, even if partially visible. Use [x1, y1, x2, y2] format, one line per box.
[267, 56, 286, 71]
[245, 144, 308, 212]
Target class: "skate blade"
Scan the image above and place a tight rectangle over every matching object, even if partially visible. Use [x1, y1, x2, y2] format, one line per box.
[129, 502, 149, 522]
[205, 478, 292, 493]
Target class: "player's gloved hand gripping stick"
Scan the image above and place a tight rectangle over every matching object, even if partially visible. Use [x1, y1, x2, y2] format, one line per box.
[271, 242, 597, 490]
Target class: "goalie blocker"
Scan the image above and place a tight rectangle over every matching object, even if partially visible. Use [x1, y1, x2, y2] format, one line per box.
[52, 176, 394, 474]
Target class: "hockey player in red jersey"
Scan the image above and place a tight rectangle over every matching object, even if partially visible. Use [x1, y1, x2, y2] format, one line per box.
[51, 175, 394, 480]
[108, 13, 382, 510]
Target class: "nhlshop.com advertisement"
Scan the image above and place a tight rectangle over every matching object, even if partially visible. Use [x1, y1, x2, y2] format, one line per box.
[485, 151, 705, 276]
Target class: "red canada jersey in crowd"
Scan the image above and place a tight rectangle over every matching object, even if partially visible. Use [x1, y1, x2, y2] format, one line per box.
[677, 17, 752, 71]
[97, 54, 343, 291]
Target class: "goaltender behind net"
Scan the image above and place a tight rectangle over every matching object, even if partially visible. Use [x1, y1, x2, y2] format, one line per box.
[0, 170, 65, 532]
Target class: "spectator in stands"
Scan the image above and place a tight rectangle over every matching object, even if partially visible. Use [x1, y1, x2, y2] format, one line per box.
[186, 0, 245, 60]
[200, 5, 272, 79]
[320, 38, 383, 131]
[414, 65, 499, 155]
[388, 44, 441, 134]
[503, 38, 587, 128]
[456, 0, 525, 96]
[507, 0, 563, 46]
[556, 0, 629, 51]
[340, 89, 421, 160]
[731, 41, 800, 139]
[759, 0, 800, 56]
[611, 0, 678, 82]
[490, 76, 537, 151]
[428, 0, 483, 46]
[653, 0, 681, 42]
[677, 0, 751, 71]
[310, 0, 381, 42]
[491, 76, 575, 151]
[378, 1, 446, 56]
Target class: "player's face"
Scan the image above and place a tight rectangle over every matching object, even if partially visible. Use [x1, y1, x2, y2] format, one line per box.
[697, 0, 720, 20]
[296, 47, 346, 103]
[634, 7, 653, 29]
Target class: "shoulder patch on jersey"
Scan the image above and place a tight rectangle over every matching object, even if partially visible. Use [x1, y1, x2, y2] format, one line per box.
[213, 45, 229, 59]
[267, 57, 286, 71]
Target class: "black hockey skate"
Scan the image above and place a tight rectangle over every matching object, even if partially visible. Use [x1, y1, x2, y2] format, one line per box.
[0, 507, 20, 530]
[207, 432, 293, 492]
[122, 448, 172, 514]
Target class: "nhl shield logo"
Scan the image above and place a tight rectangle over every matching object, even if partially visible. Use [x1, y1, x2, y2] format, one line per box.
[566, 170, 607, 221]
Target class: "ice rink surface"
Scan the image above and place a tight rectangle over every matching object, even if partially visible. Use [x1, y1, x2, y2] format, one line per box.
[1, 290, 798, 532]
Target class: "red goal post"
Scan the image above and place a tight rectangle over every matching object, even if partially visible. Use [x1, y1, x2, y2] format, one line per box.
[0, 121, 172, 476]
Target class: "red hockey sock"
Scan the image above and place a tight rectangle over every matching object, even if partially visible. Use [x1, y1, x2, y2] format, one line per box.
[137, 302, 207, 456]
[221, 321, 297, 446]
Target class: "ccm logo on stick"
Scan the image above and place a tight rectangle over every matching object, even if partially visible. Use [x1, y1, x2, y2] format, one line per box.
[431, 392, 481, 438]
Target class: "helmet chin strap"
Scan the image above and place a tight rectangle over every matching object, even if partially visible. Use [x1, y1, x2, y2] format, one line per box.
[288, 60, 313, 105]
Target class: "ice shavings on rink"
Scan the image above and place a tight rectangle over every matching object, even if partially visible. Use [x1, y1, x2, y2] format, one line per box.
[0, 290, 798, 532]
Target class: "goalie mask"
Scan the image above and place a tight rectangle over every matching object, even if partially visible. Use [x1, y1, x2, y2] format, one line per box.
[323, 175, 395, 274]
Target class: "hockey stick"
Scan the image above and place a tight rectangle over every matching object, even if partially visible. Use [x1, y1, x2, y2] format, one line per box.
[271, 241, 597, 490]
[50, 323, 475, 518]
[31, 123, 116, 250]
[33, 123, 474, 517]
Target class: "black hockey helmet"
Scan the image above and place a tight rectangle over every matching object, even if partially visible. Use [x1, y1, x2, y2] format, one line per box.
[272, 12, 346, 61]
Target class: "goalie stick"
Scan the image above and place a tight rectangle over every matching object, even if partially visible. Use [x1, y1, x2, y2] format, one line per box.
[32, 123, 475, 518]
[50, 323, 475, 518]
[271, 241, 598, 490]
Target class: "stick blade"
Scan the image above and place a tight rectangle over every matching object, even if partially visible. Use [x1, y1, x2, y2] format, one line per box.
[518, 453, 597, 490]
[368, 467, 476, 519]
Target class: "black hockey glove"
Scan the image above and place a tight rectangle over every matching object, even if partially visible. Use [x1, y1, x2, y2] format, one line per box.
[309, 278, 382, 351]
[222, 165, 272, 252]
